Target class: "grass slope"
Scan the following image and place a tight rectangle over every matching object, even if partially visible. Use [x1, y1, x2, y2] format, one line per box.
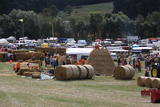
[59, 2, 113, 21]
[0, 62, 158, 107]
[71, 2, 113, 16]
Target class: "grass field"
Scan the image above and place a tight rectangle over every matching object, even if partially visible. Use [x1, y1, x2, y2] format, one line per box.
[0, 62, 159, 107]
[59, 2, 113, 21]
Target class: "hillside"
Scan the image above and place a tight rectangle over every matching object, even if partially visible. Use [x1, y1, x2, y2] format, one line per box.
[0, 0, 113, 14]
[59, 2, 113, 21]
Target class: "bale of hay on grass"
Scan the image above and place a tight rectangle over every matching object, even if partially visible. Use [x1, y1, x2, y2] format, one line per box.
[32, 72, 41, 79]
[23, 72, 34, 76]
[151, 78, 160, 89]
[114, 65, 135, 80]
[137, 76, 148, 87]
[83, 65, 95, 79]
[17, 68, 30, 75]
[145, 77, 155, 88]
[55, 65, 95, 80]
[87, 48, 115, 76]
[77, 65, 88, 79]
[55, 65, 73, 80]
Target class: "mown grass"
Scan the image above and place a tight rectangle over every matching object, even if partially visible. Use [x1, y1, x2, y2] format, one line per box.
[59, 2, 113, 22]
[71, 2, 113, 16]
[0, 63, 158, 107]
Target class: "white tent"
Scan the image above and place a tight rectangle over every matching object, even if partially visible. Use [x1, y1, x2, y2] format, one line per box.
[132, 47, 152, 50]
[66, 48, 94, 61]
[7, 36, 16, 41]
[66, 48, 94, 55]
[0, 39, 9, 45]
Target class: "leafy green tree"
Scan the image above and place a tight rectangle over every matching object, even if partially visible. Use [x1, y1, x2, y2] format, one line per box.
[42, 5, 59, 17]
[89, 12, 103, 39]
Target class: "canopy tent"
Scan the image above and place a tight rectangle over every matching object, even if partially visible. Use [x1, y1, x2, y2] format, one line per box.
[109, 49, 128, 52]
[132, 47, 153, 50]
[0, 39, 9, 45]
[66, 48, 94, 61]
[7, 36, 16, 41]
[132, 47, 153, 53]
[66, 48, 94, 56]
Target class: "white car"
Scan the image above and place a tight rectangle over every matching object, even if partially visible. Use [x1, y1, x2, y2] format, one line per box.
[76, 40, 87, 47]
[66, 38, 76, 46]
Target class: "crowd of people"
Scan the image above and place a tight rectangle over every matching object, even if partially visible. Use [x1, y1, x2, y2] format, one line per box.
[117, 52, 160, 77]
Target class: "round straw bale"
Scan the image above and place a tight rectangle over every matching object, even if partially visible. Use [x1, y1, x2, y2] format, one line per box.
[114, 66, 122, 79]
[83, 65, 95, 79]
[145, 77, 155, 88]
[137, 76, 148, 87]
[55, 65, 73, 80]
[125, 65, 136, 79]
[17, 69, 30, 75]
[70, 65, 80, 79]
[151, 78, 160, 89]
[23, 72, 34, 76]
[114, 66, 133, 80]
[77, 65, 88, 79]
[32, 73, 41, 79]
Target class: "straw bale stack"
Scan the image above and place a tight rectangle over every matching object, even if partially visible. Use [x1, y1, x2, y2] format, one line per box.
[137, 76, 148, 87]
[23, 72, 35, 76]
[70, 65, 80, 79]
[17, 68, 30, 75]
[87, 48, 115, 76]
[56, 48, 66, 55]
[145, 78, 155, 88]
[83, 65, 95, 79]
[55, 65, 95, 80]
[14, 52, 41, 61]
[35, 47, 66, 55]
[9, 50, 29, 54]
[55, 65, 73, 80]
[114, 65, 135, 80]
[151, 78, 160, 89]
[77, 65, 88, 79]
[32, 72, 41, 79]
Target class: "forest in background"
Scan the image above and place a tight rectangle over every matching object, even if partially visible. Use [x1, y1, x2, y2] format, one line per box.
[0, 0, 160, 39]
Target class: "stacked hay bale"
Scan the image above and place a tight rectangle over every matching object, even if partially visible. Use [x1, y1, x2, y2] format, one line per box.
[145, 78, 155, 88]
[152, 78, 160, 89]
[15, 51, 41, 61]
[35, 47, 66, 55]
[137, 76, 148, 87]
[137, 77, 160, 89]
[56, 48, 66, 55]
[32, 72, 41, 79]
[114, 65, 136, 80]
[16, 61, 40, 76]
[55, 65, 95, 80]
[87, 48, 115, 76]
[9, 50, 29, 54]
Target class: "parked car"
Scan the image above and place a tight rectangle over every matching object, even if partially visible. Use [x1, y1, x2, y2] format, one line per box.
[66, 38, 76, 46]
[76, 40, 87, 47]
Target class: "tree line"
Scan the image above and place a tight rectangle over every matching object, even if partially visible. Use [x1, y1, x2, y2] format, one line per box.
[114, 0, 160, 18]
[0, 9, 160, 40]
